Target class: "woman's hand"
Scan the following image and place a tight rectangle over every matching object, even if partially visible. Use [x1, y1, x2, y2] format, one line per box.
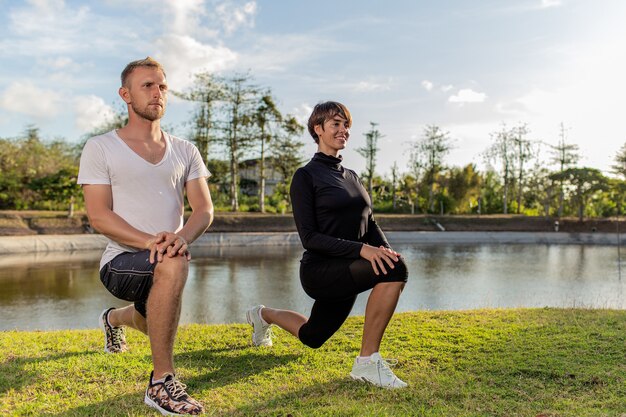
[147, 232, 190, 263]
[359, 244, 401, 275]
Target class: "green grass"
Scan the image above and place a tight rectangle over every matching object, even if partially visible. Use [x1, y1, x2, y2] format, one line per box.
[1, 309, 626, 416]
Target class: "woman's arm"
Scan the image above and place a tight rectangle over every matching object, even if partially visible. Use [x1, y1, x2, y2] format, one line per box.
[290, 169, 363, 258]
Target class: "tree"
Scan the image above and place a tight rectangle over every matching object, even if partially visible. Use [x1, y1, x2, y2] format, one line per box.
[525, 164, 556, 217]
[220, 73, 260, 211]
[410, 125, 453, 212]
[399, 173, 419, 214]
[511, 123, 535, 214]
[549, 123, 580, 216]
[484, 124, 516, 214]
[445, 164, 481, 214]
[172, 72, 224, 166]
[0, 126, 79, 210]
[611, 143, 626, 217]
[407, 151, 424, 213]
[479, 169, 505, 214]
[84, 110, 128, 140]
[252, 94, 282, 212]
[390, 161, 399, 211]
[356, 122, 382, 198]
[271, 116, 305, 211]
[612, 142, 626, 179]
[550, 167, 607, 221]
[29, 167, 81, 215]
[606, 178, 626, 217]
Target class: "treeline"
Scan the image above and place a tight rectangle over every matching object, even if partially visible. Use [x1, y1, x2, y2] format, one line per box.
[1, 72, 625, 218]
[371, 123, 626, 220]
[0, 126, 81, 213]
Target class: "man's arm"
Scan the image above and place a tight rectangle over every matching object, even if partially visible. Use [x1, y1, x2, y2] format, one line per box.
[178, 177, 214, 244]
[158, 177, 214, 259]
[82, 184, 156, 249]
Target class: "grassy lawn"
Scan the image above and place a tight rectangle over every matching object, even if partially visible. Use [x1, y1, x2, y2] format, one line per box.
[1, 309, 625, 416]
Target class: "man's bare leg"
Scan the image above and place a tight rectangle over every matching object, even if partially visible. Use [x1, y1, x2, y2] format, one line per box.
[146, 255, 188, 378]
[109, 305, 147, 334]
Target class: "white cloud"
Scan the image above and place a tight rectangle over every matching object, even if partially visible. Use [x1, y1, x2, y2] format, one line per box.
[216, 1, 257, 36]
[155, 34, 238, 89]
[9, 1, 89, 38]
[353, 78, 393, 92]
[40, 56, 75, 70]
[164, 0, 209, 36]
[447, 121, 500, 168]
[421, 80, 434, 91]
[441, 84, 454, 92]
[449, 88, 487, 103]
[73, 95, 116, 133]
[1, 1, 135, 57]
[0, 81, 62, 118]
[540, 0, 561, 8]
[236, 33, 338, 74]
[496, 88, 556, 117]
[292, 103, 313, 128]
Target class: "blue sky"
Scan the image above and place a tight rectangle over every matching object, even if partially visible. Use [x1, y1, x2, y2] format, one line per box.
[1, 0, 625, 177]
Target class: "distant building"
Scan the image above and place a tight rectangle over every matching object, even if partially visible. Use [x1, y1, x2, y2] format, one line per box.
[239, 157, 284, 196]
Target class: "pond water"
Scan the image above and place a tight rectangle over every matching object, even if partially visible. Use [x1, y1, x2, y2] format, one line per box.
[1, 242, 624, 331]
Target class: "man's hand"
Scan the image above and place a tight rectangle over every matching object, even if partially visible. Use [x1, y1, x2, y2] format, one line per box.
[359, 244, 401, 276]
[147, 232, 190, 263]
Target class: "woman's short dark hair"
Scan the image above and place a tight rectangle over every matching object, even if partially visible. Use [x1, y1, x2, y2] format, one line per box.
[307, 101, 352, 143]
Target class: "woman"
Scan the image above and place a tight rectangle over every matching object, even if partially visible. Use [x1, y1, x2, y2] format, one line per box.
[246, 101, 408, 389]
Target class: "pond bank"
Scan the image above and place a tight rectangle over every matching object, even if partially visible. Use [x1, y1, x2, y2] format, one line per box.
[0, 231, 621, 255]
[1, 211, 625, 235]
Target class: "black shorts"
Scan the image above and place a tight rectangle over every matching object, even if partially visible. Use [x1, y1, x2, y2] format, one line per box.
[99, 250, 155, 317]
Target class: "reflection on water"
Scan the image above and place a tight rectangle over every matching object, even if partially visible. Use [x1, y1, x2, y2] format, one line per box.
[1, 243, 624, 330]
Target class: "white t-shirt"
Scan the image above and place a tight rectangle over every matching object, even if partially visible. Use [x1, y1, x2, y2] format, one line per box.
[77, 130, 211, 269]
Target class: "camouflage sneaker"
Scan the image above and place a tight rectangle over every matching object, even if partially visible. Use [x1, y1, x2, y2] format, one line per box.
[99, 307, 128, 353]
[144, 371, 204, 416]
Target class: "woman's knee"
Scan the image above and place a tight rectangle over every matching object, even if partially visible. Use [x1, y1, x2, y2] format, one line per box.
[299, 333, 329, 349]
[387, 257, 408, 283]
[298, 324, 332, 349]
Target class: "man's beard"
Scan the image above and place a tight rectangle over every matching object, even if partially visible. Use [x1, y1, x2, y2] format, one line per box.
[131, 102, 165, 121]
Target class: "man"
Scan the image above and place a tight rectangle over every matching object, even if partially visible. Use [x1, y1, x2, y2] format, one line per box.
[78, 57, 213, 416]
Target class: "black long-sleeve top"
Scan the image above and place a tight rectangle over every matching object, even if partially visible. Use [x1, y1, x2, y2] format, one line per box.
[290, 152, 390, 263]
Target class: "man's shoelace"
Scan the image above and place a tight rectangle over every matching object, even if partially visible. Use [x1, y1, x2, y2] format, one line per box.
[110, 327, 124, 346]
[164, 377, 189, 401]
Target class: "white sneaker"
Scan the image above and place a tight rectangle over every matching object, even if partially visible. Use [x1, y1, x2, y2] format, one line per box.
[246, 305, 272, 347]
[350, 352, 408, 389]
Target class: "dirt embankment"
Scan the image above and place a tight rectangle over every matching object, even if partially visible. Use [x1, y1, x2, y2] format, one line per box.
[1, 211, 624, 236]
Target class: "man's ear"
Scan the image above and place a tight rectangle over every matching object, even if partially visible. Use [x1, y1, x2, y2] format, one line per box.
[118, 86, 131, 104]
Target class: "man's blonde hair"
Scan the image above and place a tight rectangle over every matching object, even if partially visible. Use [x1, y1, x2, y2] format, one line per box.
[120, 57, 166, 87]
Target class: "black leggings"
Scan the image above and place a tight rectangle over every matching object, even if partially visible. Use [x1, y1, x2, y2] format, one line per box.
[298, 257, 408, 349]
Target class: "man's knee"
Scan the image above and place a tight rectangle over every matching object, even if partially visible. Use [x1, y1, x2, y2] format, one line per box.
[154, 255, 189, 284]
